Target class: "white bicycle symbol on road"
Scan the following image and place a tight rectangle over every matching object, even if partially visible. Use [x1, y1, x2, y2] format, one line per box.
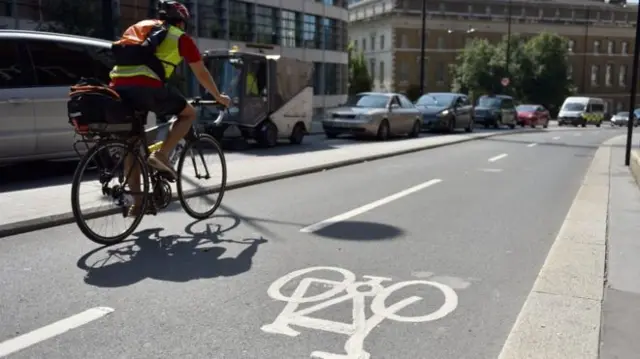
[261, 266, 459, 359]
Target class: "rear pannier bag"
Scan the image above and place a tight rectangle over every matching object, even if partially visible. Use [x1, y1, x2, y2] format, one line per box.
[67, 77, 133, 135]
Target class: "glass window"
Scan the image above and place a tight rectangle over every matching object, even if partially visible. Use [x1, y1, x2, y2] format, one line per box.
[313, 62, 323, 95]
[322, 18, 337, 50]
[398, 95, 414, 108]
[622, 41, 628, 55]
[605, 64, 612, 86]
[568, 39, 574, 52]
[607, 40, 614, 54]
[593, 40, 600, 54]
[379, 34, 385, 50]
[280, 10, 296, 47]
[256, 5, 277, 45]
[619, 65, 627, 86]
[198, 0, 226, 39]
[345, 94, 389, 108]
[368, 58, 375, 81]
[229, 1, 253, 42]
[477, 96, 501, 108]
[516, 105, 538, 112]
[591, 64, 599, 86]
[562, 102, 585, 111]
[416, 93, 456, 106]
[26, 39, 109, 87]
[0, 39, 36, 88]
[379, 61, 384, 84]
[303, 14, 319, 48]
[324, 63, 337, 95]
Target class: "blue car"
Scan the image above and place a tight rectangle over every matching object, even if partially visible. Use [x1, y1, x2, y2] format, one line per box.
[414, 92, 475, 133]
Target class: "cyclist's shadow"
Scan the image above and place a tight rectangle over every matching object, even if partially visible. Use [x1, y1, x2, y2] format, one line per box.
[76, 215, 268, 287]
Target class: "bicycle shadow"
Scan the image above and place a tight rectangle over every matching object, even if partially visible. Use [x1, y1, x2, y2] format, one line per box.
[76, 215, 268, 288]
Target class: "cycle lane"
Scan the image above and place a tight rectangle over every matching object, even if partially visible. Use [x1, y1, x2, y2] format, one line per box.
[0, 129, 612, 358]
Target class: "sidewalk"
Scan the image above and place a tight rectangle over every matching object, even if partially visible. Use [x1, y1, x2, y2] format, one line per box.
[0, 129, 520, 235]
[599, 138, 640, 358]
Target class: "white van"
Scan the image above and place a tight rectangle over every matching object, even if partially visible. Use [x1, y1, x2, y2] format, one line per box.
[557, 96, 606, 127]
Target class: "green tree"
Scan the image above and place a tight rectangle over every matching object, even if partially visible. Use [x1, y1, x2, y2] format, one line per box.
[521, 32, 575, 111]
[450, 38, 505, 100]
[347, 42, 372, 95]
[451, 32, 574, 110]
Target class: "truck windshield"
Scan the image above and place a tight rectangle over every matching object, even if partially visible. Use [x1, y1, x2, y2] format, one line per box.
[205, 56, 242, 99]
[562, 103, 585, 111]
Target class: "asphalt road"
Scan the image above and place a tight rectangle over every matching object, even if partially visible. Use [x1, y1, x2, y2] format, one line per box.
[0, 126, 625, 359]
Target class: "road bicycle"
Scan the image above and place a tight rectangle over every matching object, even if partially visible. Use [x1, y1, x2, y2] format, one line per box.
[70, 97, 228, 246]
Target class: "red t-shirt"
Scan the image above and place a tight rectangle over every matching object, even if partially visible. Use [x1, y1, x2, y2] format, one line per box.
[110, 34, 202, 88]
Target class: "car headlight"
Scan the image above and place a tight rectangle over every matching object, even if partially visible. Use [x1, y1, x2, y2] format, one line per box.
[356, 114, 372, 121]
[437, 110, 449, 117]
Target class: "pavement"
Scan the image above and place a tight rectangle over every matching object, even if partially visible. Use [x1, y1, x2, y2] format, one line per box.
[0, 124, 635, 358]
[599, 135, 640, 359]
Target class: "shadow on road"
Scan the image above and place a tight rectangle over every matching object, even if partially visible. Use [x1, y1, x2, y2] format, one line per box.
[76, 215, 267, 287]
[314, 220, 404, 241]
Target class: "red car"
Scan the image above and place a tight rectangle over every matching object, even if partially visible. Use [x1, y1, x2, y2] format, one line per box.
[516, 104, 550, 128]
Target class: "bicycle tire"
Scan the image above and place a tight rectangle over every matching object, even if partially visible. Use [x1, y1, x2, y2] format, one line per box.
[176, 134, 227, 219]
[71, 140, 150, 245]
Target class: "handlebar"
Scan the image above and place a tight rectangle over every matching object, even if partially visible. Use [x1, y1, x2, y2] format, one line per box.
[189, 96, 229, 125]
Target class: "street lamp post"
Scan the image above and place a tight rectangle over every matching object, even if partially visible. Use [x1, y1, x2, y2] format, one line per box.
[505, 0, 512, 87]
[419, 0, 427, 96]
[624, 3, 640, 166]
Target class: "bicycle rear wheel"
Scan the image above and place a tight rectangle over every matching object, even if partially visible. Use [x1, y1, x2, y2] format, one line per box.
[176, 134, 227, 219]
[71, 140, 150, 245]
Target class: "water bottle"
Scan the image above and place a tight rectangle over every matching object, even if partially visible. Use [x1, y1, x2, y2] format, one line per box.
[170, 139, 186, 165]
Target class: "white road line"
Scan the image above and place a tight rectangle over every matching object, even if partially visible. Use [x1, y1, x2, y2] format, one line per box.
[488, 153, 508, 162]
[552, 136, 561, 140]
[300, 179, 442, 233]
[0, 307, 114, 358]
[526, 143, 537, 147]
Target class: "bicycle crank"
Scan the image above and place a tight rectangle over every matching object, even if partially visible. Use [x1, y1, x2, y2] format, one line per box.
[153, 180, 172, 209]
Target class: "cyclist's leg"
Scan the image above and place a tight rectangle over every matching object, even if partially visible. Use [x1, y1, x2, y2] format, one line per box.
[113, 86, 150, 215]
[147, 86, 196, 178]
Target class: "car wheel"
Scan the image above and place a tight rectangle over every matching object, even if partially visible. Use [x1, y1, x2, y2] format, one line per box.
[256, 120, 278, 148]
[408, 120, 421, 138]
[543, 120, 548, 129]
[447, 118, 456, 133]
[289, 122, 305, 145]
[377, 120, 390, 141]
[596, 122, 601, 128]
[508, 123, 516, 129]
[465, 118, 474, 133]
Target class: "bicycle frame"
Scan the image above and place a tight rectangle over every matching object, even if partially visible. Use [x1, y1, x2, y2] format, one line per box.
[72, 98, 227, 214]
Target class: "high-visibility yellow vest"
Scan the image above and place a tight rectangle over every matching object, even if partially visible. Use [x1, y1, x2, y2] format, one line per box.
[110, 25, 184, 81]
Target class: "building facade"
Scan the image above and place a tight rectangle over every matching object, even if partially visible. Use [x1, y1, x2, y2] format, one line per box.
[348, 0, 637, 112]
[0, 0, 349, 113]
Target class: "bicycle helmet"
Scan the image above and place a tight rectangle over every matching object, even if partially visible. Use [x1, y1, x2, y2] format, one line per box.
[157, 0, 190, 24]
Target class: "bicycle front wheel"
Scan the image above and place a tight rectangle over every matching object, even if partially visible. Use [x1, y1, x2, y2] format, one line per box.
[176, 134, 227, 219]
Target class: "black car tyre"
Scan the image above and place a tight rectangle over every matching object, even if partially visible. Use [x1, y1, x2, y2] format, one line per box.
[408, 120, 421, 138]
[377, 120, 390, 141]
[465, 118, 474, 133]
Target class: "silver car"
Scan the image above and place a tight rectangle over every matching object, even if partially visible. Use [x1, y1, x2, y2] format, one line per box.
[610, 111, 637, 127]
[322, 92, 422, 141]
[0, 30, 114, 166]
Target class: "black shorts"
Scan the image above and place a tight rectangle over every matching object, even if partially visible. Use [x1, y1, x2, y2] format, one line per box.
[114, 85, 188, 124]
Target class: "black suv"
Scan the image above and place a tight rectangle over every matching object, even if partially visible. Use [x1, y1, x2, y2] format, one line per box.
[473, 95, 517, 129]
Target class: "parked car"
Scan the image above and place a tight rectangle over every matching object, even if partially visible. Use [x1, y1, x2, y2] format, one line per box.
[610, 111, 638, 127]
[0, 30, 117, 166]
[414, 92, 474, 133]
[322, 92, 422, 141]
[473, 95, 517, 129]
[516, 104, 550, 128]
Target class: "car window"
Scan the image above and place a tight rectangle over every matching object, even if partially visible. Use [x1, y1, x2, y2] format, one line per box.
[390, 96, 401, 107]
[460, 96, 470, 106]
[591, 103, 604, 112]
[502, 99, 513, 109]
[345, 94, 389, 108]
[0, 38, 36, 89]
[398, 95, 414, 108]
[477, 96, 501, 108]
[26, 39, 112, 87]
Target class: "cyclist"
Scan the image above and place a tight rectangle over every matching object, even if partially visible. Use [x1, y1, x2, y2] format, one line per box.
[109, 0, 230, 216]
